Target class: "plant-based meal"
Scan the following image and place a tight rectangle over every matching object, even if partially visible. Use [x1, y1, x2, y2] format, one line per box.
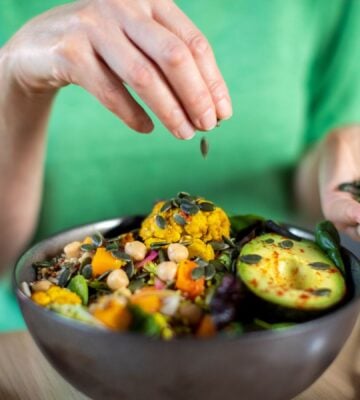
[24, 193, 347, 339]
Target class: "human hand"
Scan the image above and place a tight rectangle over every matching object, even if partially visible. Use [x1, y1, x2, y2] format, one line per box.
[319, 126, 360, 240]
[1, 0, 231, 139]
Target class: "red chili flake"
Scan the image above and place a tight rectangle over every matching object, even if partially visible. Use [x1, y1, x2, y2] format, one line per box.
[300, 249, 304, 253]
[299, 294, 310, 300]
[250, 278, 258, 287]
[276, 290, 284, 296]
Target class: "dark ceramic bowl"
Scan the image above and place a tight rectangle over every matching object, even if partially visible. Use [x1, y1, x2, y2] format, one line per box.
[14, 217, 360, 400]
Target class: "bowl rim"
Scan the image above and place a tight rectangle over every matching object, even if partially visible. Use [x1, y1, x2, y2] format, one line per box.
[13, 216, 360, 344]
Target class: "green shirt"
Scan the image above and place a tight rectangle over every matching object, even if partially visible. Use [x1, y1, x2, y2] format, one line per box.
[1, 0, 360, 331]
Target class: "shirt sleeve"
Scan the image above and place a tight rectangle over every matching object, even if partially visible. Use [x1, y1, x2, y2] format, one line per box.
[306, 0, 360, 145]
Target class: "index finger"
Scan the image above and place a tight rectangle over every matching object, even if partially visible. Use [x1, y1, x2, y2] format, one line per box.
[153, 2, 232, 121]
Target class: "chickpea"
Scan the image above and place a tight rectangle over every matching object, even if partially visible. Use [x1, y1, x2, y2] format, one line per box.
[179, 303, 203, 325]
[32, 280, 52, 292]
[106, 269, 129, 291]
[124, 241, 147, 261]
[156, 261, 178, 282]
[64, 241, 81, 259]
[167, 243, 189, 263]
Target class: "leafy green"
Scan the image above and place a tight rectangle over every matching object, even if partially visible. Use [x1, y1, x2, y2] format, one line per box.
[254, 319, 295, 331]
[128, 305, 162, 337]
[67, 275, 89, 305]
[230, 214, 264, 233]
[315, 220, 345, 275]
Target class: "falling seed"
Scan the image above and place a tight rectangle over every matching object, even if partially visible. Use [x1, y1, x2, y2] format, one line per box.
[200, 137, 209, 158]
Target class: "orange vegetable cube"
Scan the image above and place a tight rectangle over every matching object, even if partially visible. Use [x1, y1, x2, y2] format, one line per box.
[92, 300, 131, 331]
[91, 247, 125, 277]
[196, 315, 216, 338]
[176, 260, 205, 299]
[131, 291, 162, 314]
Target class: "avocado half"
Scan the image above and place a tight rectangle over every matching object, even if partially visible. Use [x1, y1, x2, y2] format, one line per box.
[237, 233, 346, 321]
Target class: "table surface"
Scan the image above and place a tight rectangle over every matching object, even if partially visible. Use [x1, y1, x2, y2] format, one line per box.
[2, 323, 360, 400]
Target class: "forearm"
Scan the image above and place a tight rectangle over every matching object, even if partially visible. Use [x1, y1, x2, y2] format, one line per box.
[0, 51, 56, 271]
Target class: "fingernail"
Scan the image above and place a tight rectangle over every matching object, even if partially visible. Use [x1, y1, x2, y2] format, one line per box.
[199, 108, 217, 131]
[216, 98, 232, 120]
[175, 120, 196, 140]
[139, 119, 154, 133]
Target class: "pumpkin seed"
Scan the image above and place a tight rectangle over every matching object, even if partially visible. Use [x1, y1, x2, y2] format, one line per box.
[91, 232, 103, 247]
[155, 214, 167, 229]
[222, 235, 236, 248]
[239, 254, 262, 264]
[87, 281, 109, 291]
[312, 288, 332, 297]
[58, 268, 71, 287]
[204, 264, 216, 280]
[264, 238, 274, 244]
[80, 243, 97, 252]
[180, 199, 200, 216]
[33, 261, 52, 268]
[209, 241, 229, 251]
[199, 202, 215, 212]
[279, 240, 294, 249]
[105, 242, 119, 251]
[209, 259, 227, 272]
[111, 251, 132, 262]
[128, 278, 145, 293]
[81, 257, 92, 268]
[123, 261, 135, 279]
[81, 264, 92, 279]
[172, 198, 181, 208]
[191, 266, 206, 280]
[150, 241, 169, 249]
[173, 213, 187, 226]
[195, 257, 208, 268]
[96, 270, 111, 281]
[160, 201, 172, 213]
[177, 191, 191, 199]
[200, 136, 209, 158]
[308, 262, 331, 270]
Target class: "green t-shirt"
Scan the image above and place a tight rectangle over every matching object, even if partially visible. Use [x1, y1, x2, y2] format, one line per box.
[1, 0, 360, 331]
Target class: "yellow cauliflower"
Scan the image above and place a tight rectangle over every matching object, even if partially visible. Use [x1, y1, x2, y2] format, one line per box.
[188, 239, 215, 261]
[32, 286, 81, 307]
[140, 196, 230, 248]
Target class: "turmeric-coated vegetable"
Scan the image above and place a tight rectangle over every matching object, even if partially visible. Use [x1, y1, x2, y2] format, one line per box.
[196, 314, 216, 338]
[176, 260, 205, 299]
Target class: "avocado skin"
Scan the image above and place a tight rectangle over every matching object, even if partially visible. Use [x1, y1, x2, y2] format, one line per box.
[237, 233, 347, 322]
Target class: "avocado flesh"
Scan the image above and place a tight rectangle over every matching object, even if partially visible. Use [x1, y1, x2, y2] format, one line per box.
[237, 233, 346, 312]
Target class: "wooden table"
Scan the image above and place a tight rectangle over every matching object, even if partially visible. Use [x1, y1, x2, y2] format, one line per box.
[1, 323, 360, 400]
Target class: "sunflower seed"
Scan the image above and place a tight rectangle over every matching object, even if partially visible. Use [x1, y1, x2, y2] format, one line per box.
[173, 213, 187, 226]
[308, 262, 331, 270]
[200, 137, 209, 158]
[239, 254, 262, 264]
[155, 215, 167, 229]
